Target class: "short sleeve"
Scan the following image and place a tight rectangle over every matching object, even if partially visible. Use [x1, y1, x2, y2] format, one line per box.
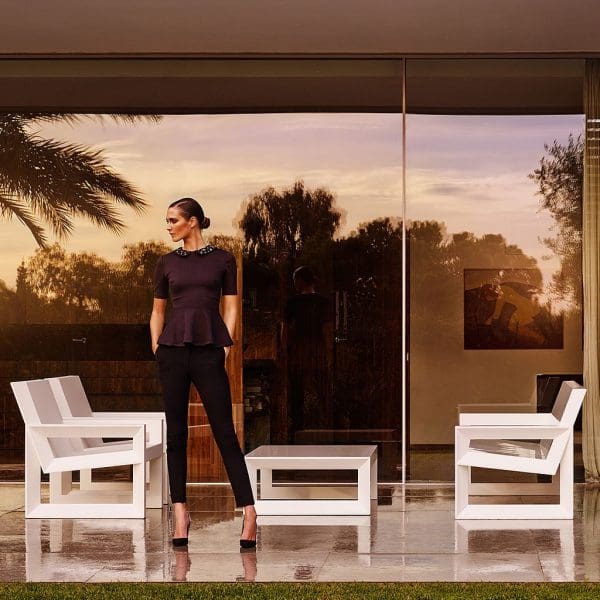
[222, 254, 238, 295]
[153, 256, 169, 299]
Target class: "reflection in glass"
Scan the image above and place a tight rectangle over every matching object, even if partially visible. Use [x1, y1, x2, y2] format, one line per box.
[0, 113, 404, 483]
[407, 63, 584, 481]
[283, 266, 333, 440]
[240, 177, 404, 481]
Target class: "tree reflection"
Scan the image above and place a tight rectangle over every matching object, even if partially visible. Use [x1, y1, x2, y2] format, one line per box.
[530, 133, 583, 310]
[4, 240, 169, 324]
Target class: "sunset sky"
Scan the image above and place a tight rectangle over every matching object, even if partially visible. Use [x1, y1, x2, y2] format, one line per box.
[0, 112, 583, 290]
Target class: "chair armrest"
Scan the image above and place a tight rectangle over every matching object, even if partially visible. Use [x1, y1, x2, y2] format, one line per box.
[28, 423, 144, 438]
[458, 402, 535, 413]
[456, 425, 570, 440]
[91, 411, 165, 419]
[63, 417, 162, 444]
[459, 413, 558, 426]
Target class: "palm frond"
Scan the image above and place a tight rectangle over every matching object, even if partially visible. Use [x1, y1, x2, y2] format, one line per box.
[0, 118, 147, 239]
[16, 113, 162, 126]
[0, 190, 47, 246]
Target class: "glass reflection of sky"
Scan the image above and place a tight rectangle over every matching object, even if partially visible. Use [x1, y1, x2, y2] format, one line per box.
[0, 113, 583, 291]
[407, 114, 583, 291]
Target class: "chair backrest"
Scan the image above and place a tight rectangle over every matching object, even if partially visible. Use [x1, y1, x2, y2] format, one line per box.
[552, 380, 586, 427]
[47, 375, 93, 418]
[47, 375, 101, 449]
[11, 379, 83, 468]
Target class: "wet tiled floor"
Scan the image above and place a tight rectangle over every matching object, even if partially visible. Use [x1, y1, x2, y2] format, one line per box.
[2, 483, 600, 582]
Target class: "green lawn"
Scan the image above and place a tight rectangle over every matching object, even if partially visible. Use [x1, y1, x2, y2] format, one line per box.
[2, 583, 600, 600]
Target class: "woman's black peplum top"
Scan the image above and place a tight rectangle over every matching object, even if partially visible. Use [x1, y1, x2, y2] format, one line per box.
[153, 246, 237, 347]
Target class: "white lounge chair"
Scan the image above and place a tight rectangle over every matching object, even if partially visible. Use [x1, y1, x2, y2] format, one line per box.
[47, 375, 167, 504]
[455, 380, 585, 519]
[12, 378, 163, 518]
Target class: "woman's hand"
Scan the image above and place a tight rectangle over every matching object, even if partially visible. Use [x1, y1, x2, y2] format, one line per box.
[221, 295, 237, 363]
[149, 299, 167, 356]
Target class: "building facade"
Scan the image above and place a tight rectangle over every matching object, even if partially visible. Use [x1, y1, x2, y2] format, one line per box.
[0, 1, 598, 483]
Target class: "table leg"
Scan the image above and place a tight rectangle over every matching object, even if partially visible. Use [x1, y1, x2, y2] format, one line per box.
[246, 460, 258, 505]
[358, 461, 371, 515]
[370, 453, 378, 500]
[260, 469, 274, 499]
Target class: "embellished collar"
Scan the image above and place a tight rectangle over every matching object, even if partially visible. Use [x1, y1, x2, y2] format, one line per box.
[174, 244, 216, 257]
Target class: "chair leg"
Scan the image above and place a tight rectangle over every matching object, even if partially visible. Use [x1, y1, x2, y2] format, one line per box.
[132, 462, 146, 518]
[455, 428, 469, 518]
[559, 431, 574, 518]
[79, 468, 93, 490]
[49, 471, 72, 503]
[162, 452, 169, 504]
[25, 433, 42, 518]
[147, 456, 163, 509]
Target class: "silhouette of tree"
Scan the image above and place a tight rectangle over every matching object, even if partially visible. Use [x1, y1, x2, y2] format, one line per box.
[529, 133, 583, 308]
[119, 240, 171, 288]
[13, 240, 169, 323]
[115, 240, 171, 322]
[0, 279, 17, 324]
[409, 223, 553, 350]
[238, 179, 343, 351]
[0, 113, 158, 246]
[332, 217, 404, 428]
[239, 180, 342, 264]
[209, 234, 244, 257]
[23, 243, 111, 322]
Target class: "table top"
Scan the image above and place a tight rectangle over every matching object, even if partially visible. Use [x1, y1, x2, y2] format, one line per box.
[246, 445, 377, 458]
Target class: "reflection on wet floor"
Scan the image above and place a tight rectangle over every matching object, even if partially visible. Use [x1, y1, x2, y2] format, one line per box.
[1, 483, 600, 582]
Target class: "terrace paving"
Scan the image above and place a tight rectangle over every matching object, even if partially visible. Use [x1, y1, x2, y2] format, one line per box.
[1, 483, 598, 582]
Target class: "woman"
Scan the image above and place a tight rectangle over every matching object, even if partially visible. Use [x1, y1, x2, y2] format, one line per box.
[150, 197, 257, 548]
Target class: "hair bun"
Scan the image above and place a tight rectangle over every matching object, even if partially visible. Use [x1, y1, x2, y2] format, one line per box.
[202, 217, 211, 229]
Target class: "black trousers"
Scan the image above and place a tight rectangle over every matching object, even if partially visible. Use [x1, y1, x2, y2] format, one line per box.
[156, 344, 254, 506]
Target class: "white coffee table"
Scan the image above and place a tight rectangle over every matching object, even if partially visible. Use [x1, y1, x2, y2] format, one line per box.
[245, 445, 377, 515]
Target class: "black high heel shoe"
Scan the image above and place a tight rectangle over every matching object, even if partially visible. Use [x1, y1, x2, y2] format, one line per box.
[240, 513, 257, 549]
[172, 514, 191, 547]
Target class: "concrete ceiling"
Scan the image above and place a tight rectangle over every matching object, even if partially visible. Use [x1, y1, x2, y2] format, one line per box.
[0, 0, 599, 56]
[0, 1, 591, 114]
[0, 58, 584, 114]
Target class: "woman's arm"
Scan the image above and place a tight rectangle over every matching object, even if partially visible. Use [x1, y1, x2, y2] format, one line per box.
[222, 294, 238, 357]
[149, 298, 168, 354]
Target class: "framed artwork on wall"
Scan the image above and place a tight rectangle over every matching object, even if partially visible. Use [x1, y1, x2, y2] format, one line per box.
[464, 268, 563, 350]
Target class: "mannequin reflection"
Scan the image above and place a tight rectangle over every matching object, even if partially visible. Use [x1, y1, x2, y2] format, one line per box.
[171, 548, 191, 581]
[236, 548, 258, 582]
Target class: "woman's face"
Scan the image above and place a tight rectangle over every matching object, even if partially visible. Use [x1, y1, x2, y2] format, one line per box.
[165, 207, 197, 242]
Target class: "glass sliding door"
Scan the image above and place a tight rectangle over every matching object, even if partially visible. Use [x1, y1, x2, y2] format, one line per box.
[405, 59, 585, 481]
[0, 95, 406, 482]
[241, 112, 404, 482]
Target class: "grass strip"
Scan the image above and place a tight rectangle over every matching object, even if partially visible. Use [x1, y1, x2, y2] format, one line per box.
[2, 583, 600, 600]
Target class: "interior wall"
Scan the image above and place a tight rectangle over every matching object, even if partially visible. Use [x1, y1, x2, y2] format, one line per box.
[410, 310, 583, 445]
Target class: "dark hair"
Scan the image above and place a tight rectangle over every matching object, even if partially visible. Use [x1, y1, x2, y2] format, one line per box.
[169, 197, 210, 229]
[293, 266, 316, 286]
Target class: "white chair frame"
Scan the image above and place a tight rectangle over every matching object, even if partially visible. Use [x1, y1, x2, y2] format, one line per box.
[47, 375, 168, 505]
[13, 378, 163, 518]
[455, 380, 585, 519]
